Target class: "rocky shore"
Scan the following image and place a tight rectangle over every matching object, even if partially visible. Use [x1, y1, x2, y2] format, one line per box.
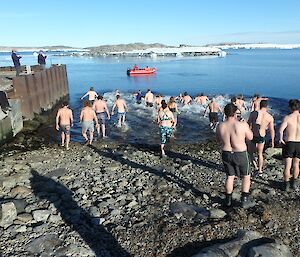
[0, 138, 299, 256]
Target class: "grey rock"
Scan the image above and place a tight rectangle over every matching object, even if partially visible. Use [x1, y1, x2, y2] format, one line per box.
[26, 234, 62, 255]
[248, 243, 293, 257]
[17, 213, 33, 223]
[0, 202, 18, 228]
[13, 199, 28, 214]
[32, 209, 51, 222]
[45, 167, 68, 178]
[209, 208, 226, 219]
[170, 202, 209, 219]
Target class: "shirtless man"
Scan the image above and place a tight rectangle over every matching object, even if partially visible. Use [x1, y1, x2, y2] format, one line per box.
[236, 95, 247, 114]
[145, 89, 154, 107]
[279, 99, 300, 191]
[155, 94, 163, 109]
[111, 95, 129, 127]
[183, 92, 192, 105]
[81, 87, 98, 103]
[93, 95, 110, 138]
[195, 93, 209, 105]
[56, 102, 73, 150]
[216, 103, 254, 208]
[80, 101, 99, 145]
[251, 94, 268, 111]
[204, 98, 223, 130]
[248, 100, 275, 175]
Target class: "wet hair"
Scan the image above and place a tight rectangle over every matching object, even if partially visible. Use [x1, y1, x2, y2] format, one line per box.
[253, 93, 260, 98]
[224, 103, 237, 117]
[90, 87, 94, 91]
[260, 100, 268, 109]
[84, 101, 90, 107]
[231, 97, 237, 103]
[97, 95, 103, 100]
[200, 93, 204, 96]
[168, 96, 175, 103]
[237, 94, 243, 100]
[289, 99, 300, 111]
[62, 101, 68, 107]
[116, 95, 120, 99]
[184, 92, 188, 96]
[161, 100, 168, 109]
[147, 89, 151, 92]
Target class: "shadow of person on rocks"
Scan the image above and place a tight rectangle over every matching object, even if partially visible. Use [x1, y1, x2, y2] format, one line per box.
[89, 145, 215, 200]
[30, 169, 131, 257]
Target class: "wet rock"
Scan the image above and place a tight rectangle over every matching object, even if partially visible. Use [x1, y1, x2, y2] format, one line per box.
[32, 209, 51, 222]
[248, 243, 293, 257]
[0, 202, 17, 228]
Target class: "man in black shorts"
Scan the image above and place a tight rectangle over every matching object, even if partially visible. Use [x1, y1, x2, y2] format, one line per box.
[279, 99, 300, 191]
[217, 103, 254, 208]
[204, 97, 223, 130]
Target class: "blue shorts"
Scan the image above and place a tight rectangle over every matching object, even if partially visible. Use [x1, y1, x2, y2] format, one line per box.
[82, 121, 94, 132]
[60, 125, 71, 135]
[97, 112, 106, 124]
[118, 112, 126, 120]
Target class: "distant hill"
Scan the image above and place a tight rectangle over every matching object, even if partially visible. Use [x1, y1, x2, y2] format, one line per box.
[86, 43, 173, 53]
[0, 45, 81, 52]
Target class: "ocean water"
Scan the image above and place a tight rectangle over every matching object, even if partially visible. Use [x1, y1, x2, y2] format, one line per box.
[1, 49, 298, 144]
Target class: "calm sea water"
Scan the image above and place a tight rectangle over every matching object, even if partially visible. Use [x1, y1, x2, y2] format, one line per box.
[1, 49, 299, 144]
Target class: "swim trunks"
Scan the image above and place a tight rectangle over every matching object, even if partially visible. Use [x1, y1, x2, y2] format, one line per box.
[118, 112, 126, 120]
[252, 135, 265, 144]
[82, 121, 94, 132]
[60, 124, 71, 135]
[282, 141, 300, 158]
[97, 112, 106, 124]
[209, 112, 218, 123]
[160, 126, 173, 144]
[146, 102, 153, 107]
[222, 151, 250, 177]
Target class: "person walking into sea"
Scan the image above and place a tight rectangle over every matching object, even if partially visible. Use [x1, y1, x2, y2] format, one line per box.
[80, 101, 99, 145]
[248, 100, 275, 176]
[183, 92, 192, 105]
[11, 49, 22, 76]
[251, 94, 268, 111]
[216, 103, 254, 208]
[56, 102, 73, 150]
[195, 93, 209, 106]
[155, 94, 163, 110]
[279, 99, 300, 191]
[204, 97, 223, 130]
[168, 96, 179, 128]
[37, 50, 47, 69]
[93, 95, 110, 138]
[111, 95, 128, 127]
[158, 100, 175, 157]
[81, 87, 98, 103]
[145, 89, 154, 107]
[135, 90, 143, 104]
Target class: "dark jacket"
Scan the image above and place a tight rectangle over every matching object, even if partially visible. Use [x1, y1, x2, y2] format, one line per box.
[38, 54, 47, 65]
[11, 52, 21, 67]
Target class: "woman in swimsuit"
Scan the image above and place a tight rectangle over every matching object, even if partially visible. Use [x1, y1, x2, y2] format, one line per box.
[168, 96, 179, 128]
[157, 100, 175, 157]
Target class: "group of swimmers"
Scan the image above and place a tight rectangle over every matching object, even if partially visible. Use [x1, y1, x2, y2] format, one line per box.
[56, 87, 299, 208]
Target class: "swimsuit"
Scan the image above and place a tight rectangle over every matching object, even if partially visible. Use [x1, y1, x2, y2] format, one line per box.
[252, 135, 265, 144]
[209, 112, 218, 123]
[222, 151, 250, 177]
[60, 125, 71, 135]
[146, 102, 153, 107]
[82, 121, 94, 132]
[282, 141, 300, 158]
[118, 112, 126, 120]
[97, 112, 106, 124]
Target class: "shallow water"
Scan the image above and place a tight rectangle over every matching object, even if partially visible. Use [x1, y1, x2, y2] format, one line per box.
[0, 49, 297, 144]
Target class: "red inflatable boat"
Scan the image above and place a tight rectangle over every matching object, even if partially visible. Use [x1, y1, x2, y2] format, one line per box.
[127, 67, 156, 76]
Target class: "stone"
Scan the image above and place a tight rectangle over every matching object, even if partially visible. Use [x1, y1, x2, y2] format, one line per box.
[26, 234, 62, 255]
[0, 202, 17, 228]
[13, 199, 28, 214]
[170, 202, 209, 219]
[10, 186, 31, 197]
[209, 208, 226, 219]
[248, 243, 293, 257]
[127, 200, 138, 208]
[46, 168, 68, 178]
[17, 213, 33, 223]
[32, 210, 51, 222]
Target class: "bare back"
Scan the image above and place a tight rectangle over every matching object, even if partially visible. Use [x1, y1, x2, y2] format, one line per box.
[145, 92, 154, 103]
[209, 101, 221, 113]
[217, 120, 253, 152]
[93, 100, 108, 113]
[57, 107, 73, 126]
[248, 110, 274, 137]
[80, 106, 96, 122]
[114, 99, 127, 113]
[281, 112, 300, 141]
[183, 95, 192, 105]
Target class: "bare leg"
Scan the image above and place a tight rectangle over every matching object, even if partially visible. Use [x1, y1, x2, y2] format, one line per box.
[118, 116, 122, 127]
[61, 132, 65, 146]
[257, 142, 265, 172]
[101, 124, 105, 137]
[122, 115, 126, 125]
[242, 175, 251, 193]
[284, 158, 292, 181]
[66, 134, 70, 149]
[225, 175, 235, 194]
[292, 158, 300, 179]
[248, 141, 258, 170]
[97, 122, 100, 135]
[89, 130, 94, 144]
[161, 144, 165, 155]
[82, 130, 88, 142]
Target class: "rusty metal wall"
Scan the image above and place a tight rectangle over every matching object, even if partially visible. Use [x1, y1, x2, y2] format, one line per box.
[11, 65, 69, 119]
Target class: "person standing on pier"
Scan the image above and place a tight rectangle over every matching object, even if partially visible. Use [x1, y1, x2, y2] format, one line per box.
[11, 49, 22, 76]
[56, 102, 73, 150]
[81, 87, 98, 103]
[37, 50, 47, 69]
[279, 99, 300, 191]
[80, 101, 99, 145]
[216, 103, 254, 208]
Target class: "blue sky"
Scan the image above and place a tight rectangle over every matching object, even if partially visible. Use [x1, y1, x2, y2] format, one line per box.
[1, 0, 300, 47]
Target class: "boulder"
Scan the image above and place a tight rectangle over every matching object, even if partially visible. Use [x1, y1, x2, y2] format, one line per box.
[32, 209, 51, 222]
[248, 243, 293, 257]
[0, 202, 17, 228]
